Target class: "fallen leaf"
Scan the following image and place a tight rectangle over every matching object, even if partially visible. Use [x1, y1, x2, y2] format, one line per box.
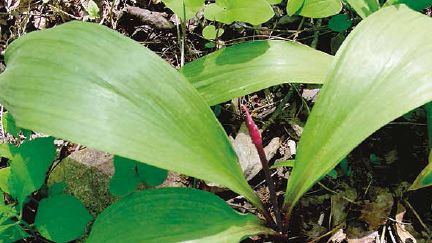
[359, 187, 393, 230]
[395, 204, 417, 243]
[32, 14, 48, 29]
[287, 139, 297, 155]
[290, 122, 304, 137]
[331, 185, 357, 227]
[302, 88, 320, 102]
[328, 229, 346, 243]
[347, 231, 379, 243]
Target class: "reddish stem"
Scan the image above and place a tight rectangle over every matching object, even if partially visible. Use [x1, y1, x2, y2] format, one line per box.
[241, 105, 283, 232]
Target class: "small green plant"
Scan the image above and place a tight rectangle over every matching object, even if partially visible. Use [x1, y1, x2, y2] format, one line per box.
[286, 0, 431, 18]
[0, 134, 92, 242]
[0, 4, 431, 242]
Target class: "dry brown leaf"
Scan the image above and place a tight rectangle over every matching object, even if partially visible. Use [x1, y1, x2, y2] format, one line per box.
[328, 229, 347, 243]
[359, 187, 393, 230]
[395, 204, 417, 243]
[347, 231, 379, 243]
[302, 88, 320, 102]
[290, 123, 304, 137]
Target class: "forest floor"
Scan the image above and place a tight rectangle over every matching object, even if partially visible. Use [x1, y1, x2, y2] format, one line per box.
[1, 0, 432, 242]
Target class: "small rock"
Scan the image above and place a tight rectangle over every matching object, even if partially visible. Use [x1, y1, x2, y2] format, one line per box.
[230, 123, 280, 181]
[68, 148, 113, 175]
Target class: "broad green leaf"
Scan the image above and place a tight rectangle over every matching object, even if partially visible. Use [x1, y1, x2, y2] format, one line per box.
[87, 188, 273, 242]
[0, 168, 11, 194]
[202, 25, 224, 40]
[287, 0, 343, 18]
[328, 14, 352, 32]
[204, 0, 274, 25]
[35, 194, 92, 243]
[284, 6, 432, 211]
[109, 156, 168, 196]
[345, 0, 380, 18]
[0, 143, 15, 159]
[385, 0, 432, 11]
[8, 137, 56, 207]
[296, 0, 343, 18]
[0, 22, 261, 208]
[287, 0, 305, 15]
[182, 40, 332, 106]
[2, 112, 19, 137]
[162, 0, 204, 20]
[410, 152, 432, 190]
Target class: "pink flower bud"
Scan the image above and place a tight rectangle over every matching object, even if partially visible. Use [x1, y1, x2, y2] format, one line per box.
[241, 105, 262, 146]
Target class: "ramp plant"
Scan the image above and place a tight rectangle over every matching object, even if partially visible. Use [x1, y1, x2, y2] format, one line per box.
[287, 0, 431, 18]
[0, 4, 431, 242]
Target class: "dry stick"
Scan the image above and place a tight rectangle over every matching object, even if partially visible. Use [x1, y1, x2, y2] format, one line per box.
[241, 105, 283, 232]
[179, 1, 187, 67]
[180, 20, 186, 67]
[311, 19, 322, 49]
[403, 199, 432, 235]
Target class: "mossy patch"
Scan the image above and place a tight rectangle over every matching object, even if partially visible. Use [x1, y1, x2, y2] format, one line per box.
[48, 157, 117, 217]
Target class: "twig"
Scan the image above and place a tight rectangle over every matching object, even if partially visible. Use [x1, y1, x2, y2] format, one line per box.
[387, 122, 427, 126]
[403, 199, 432, 235]
[318, 182, 358, 204]
[388, 226, 397, 243]
[178, 2, 187, 67]
[180, 20, 186, 67]
[311, 19, 322, 49]
[380, 224, 386, 243]
[48, 4, 81, 20]
[292, 84, 311, 116]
